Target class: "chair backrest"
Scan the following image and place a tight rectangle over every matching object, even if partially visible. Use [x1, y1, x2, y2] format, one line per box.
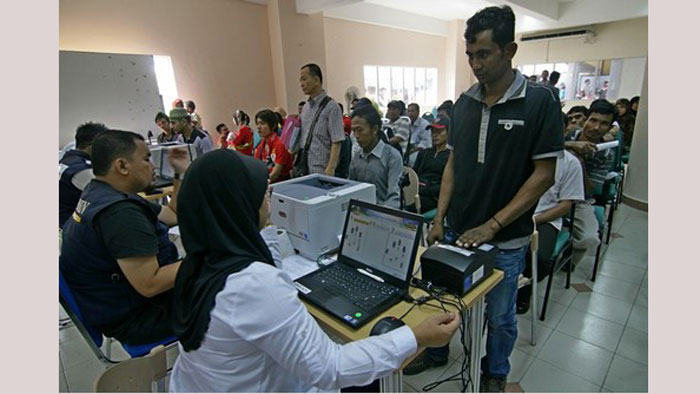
[402, 166, 420, 212]
[59, 271, 111, 362]
[94, 345, 168, 392]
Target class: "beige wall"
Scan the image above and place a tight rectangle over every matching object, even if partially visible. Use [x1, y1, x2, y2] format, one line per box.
[59, 0, 276, 143]
[323, 17, 448, 111]
[514, 17, 648, 65]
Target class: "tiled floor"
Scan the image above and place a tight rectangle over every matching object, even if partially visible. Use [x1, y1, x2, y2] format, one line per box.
[59, 203, 648, 392]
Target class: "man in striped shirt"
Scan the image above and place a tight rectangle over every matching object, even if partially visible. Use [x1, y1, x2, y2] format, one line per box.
[564, 99, 617, 269]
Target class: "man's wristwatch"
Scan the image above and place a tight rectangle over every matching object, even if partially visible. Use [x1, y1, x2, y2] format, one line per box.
[174, 173, 183, 180]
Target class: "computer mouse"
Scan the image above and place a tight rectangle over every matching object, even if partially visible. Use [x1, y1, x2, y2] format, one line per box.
[370, 316, 405, 336]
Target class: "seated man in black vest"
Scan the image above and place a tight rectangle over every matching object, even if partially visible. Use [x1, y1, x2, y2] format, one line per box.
[60, 129, 190, 346]
[408, 115, 450, 213]
[59, 122, 109, 227]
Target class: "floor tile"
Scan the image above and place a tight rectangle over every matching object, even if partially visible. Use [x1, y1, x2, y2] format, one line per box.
[520, 359, 600, 392]
[603, 245, 647, 268]
[603, 354, 648, 392]
[555, 308, 624, 352]
[523, 298, 568, 330]
[506, 382, 524, 392]
[537, 331, 614, 385]
[59, 336, 96, 370]
[403, 357, 458, 392]
[536, 281, 578, 307]
[586, 273, 641, 304]
[59, 369, 69, 392]
[64, 357, 108, 393]
[402, 381, 420, 392]
[597, 260, 646, 284]
[571, 292, 633, 325]
[59, 324, 81, 344]
[507, 348, 536, 382]
[420, 357, 472, 392]
[626, 304, 648, 334]
[634, 285, 648, 308]
[617, 327, 648, 365]
[515, 316, 554, 356]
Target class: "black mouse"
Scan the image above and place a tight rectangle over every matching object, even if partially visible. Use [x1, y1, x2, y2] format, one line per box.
[370, 316, 405, 336]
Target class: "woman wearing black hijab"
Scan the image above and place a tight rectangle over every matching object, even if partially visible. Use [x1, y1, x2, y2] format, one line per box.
[169, 149, 459, 392]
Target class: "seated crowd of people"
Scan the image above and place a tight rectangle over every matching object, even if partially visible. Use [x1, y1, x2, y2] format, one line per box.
[58, 5, 640, 392]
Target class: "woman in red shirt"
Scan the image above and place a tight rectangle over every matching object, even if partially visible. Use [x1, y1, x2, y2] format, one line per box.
[230, 110, 254, 156]
[254, 109, 293, 183]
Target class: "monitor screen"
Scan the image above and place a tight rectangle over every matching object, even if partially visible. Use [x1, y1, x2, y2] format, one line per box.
[340, 204, 420, 281]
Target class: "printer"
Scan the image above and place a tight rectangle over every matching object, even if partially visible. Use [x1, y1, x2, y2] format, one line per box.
[420, 243, 498, 297]
[270, 174, 376, 259]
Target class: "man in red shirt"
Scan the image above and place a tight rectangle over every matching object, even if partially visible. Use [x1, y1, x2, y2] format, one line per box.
[254, 109, 293, 183]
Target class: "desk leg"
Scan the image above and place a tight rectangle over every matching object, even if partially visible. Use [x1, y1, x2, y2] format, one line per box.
[468, 298, 485, 393]
[380, 370, 403, 392]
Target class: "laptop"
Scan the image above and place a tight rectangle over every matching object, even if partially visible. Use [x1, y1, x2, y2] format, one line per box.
[149, 142, 185, 189]
[294, 199, 423, 329]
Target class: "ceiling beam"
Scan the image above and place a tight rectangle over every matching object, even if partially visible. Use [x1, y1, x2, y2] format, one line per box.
[295, 0, 363, 15]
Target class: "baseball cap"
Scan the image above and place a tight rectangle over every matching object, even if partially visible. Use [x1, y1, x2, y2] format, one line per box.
[429, 115, 450, 130]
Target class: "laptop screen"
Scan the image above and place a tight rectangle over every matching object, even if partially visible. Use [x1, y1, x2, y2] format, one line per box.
[340, 202, 421, 281]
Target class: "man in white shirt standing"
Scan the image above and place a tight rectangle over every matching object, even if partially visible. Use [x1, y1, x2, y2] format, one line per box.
[406, 102, 432, 166]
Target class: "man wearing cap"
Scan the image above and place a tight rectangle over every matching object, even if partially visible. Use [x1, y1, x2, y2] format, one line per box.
[406, 103, 432, 167]
[170, 107, 214, 160]
[406, 6, 563, 391]
[409, 115, 450, 213]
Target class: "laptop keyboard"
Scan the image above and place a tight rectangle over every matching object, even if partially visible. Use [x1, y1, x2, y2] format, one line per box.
[307, 264, 401, 311]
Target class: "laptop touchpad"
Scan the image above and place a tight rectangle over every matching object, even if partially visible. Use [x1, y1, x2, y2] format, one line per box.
[324, 296, 358, 314]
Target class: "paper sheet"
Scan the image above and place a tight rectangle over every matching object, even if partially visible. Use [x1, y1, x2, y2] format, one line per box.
[281, 254, 320, 281]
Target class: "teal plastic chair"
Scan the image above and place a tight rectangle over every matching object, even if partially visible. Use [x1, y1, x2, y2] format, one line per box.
[539, 206, 575, 321]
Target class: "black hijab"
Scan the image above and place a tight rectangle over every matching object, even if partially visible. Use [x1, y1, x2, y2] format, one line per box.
[172, 149, 274, 352]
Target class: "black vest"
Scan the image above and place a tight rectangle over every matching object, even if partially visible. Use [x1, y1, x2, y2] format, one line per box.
[59, 180, 178, 326]
[59, 150, 91, 227]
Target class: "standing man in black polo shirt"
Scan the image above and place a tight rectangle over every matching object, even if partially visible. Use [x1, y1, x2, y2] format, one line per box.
[406, 6, 563, 392]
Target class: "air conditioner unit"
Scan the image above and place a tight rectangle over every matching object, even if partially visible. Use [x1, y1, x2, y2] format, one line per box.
[521, 26, 595, 42]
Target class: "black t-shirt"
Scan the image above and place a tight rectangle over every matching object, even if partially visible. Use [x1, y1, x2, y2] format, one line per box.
[94, 200, 163, 259]
[447, 72, 563, 246]
[413, 147, 449, 198]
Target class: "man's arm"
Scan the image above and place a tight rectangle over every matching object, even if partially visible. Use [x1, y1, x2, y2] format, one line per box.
[534, 200, 573, 225]
[117, 257, 181, 298]
[325, 141, 342, 175]
[426, 151, 454, 244]
[385, 151, 404, 209]
[565, 140, 596, 157]
[456, 157, 556, 248]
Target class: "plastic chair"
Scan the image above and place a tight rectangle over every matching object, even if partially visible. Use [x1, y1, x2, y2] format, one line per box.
[539, 205, 575, 321]
[94, 345, 168, 392]
[59, 271, 177, 363]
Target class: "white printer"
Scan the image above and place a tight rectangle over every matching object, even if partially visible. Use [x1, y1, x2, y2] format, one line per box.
[269, 174, 376, 259]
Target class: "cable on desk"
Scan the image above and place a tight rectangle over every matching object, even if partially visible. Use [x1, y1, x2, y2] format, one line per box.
[405, 281, 474, 393]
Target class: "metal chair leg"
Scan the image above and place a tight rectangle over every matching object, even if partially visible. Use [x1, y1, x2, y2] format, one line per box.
[591, 232, 603, 282]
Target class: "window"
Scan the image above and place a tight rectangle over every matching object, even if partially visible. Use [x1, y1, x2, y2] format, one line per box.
[363, 65, 438, 114]
[153, 55, 178, 112]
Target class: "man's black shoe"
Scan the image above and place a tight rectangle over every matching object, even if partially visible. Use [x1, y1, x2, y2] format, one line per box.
[516, 301, 530, 315]
[403, 353, 448, 376]
[479, 374, 507, 392]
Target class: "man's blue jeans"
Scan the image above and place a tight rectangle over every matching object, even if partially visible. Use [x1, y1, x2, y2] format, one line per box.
[426, 245, 527, 380]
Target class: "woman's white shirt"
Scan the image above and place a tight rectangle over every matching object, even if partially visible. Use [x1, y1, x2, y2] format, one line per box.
[169, 262, 417, 392]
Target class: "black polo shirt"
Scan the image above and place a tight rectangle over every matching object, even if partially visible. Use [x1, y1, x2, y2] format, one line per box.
[447, 70, 563, 249]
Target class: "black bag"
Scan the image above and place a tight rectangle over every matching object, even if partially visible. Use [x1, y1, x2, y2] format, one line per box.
[293, 96, 331, 178]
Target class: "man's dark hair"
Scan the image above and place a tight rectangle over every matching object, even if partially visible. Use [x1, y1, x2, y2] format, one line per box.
[437, 100, 454, 114]
[91, 130, 145, 176]
[298, 101, 306, 107]
[301, 63, 323, 84]
[630, 96, 640, 105]
[185, 100, 196, 111]
[154, 112, 169, 124]
[549, 71, 561, 85]
[75, 122, 109, 149]
[255, 109, 280, 133]
[567, 105, 589, 117]
[387, 100, 406, 115]
[216, 123, 227, 133]
[351, 103, 382, 131]
[274, 111, 284, 126]
[464, 5, 515, 49]
[408, 102, 420, 112]
[589, 99, 617, 123]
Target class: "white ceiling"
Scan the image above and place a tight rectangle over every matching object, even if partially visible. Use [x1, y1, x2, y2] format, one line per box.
[245, 0, 648, 36]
